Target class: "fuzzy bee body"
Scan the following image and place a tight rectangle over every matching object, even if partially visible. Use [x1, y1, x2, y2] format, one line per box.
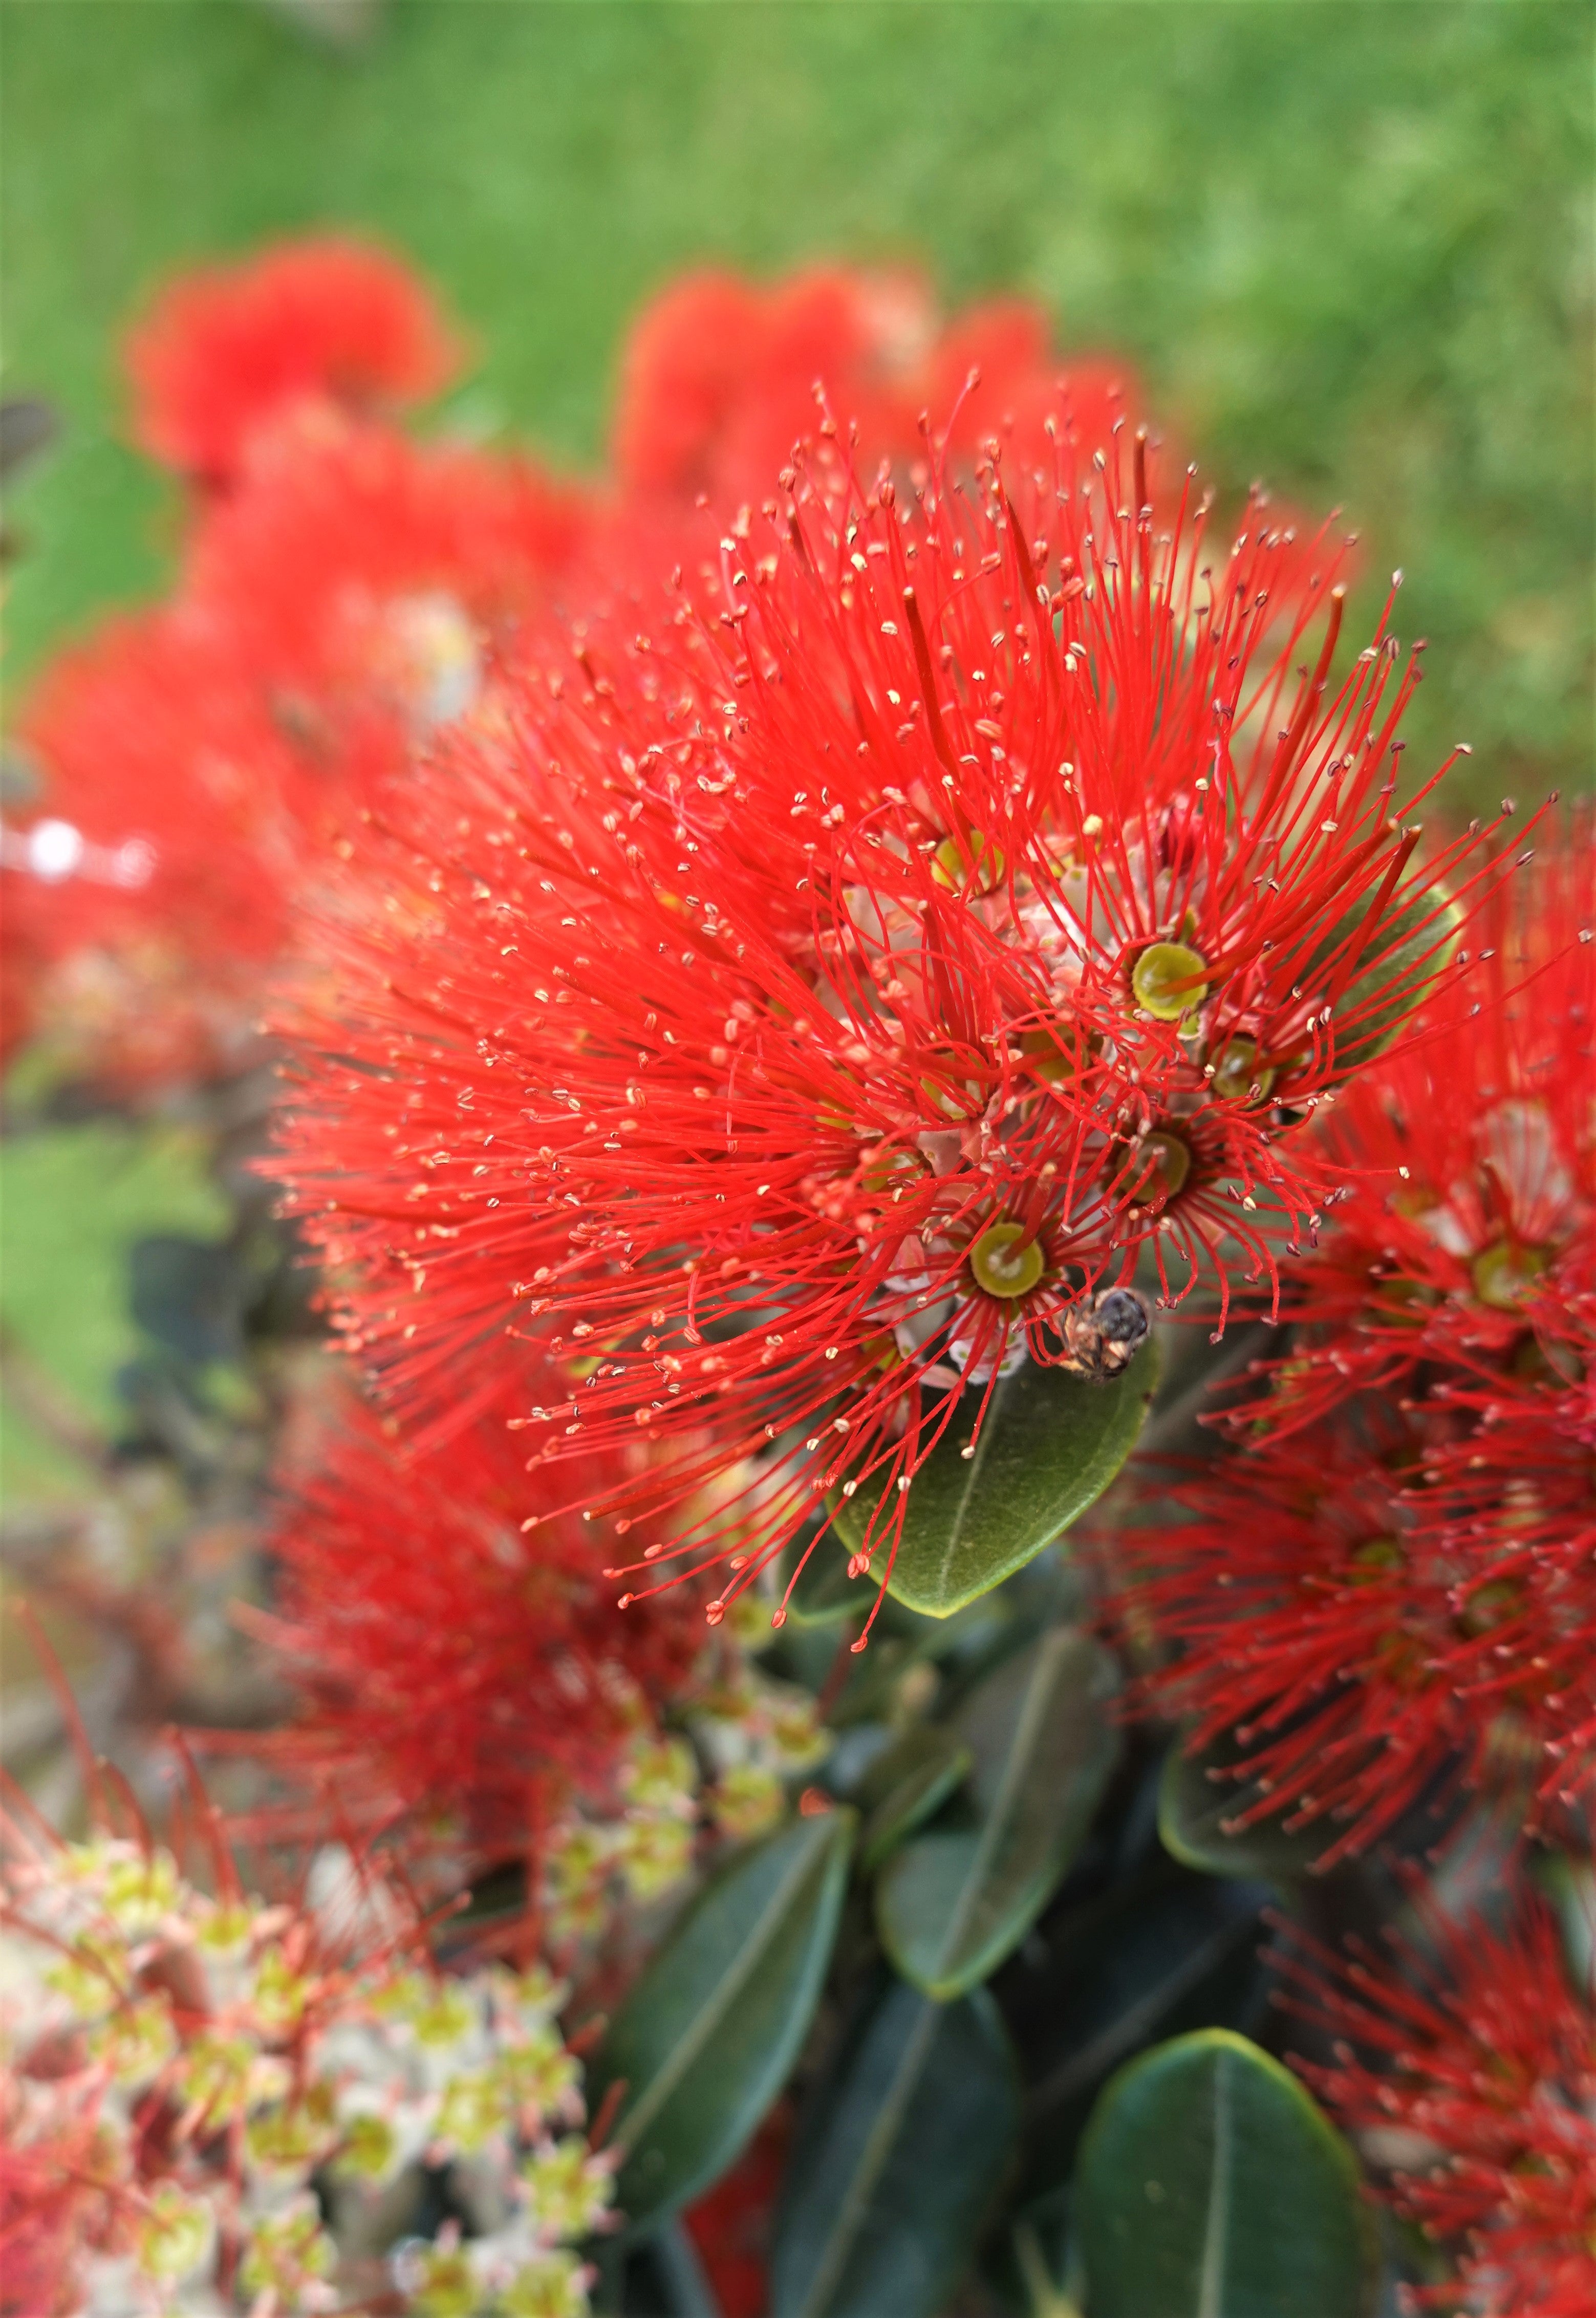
[1059, 1286, 1151, 1382]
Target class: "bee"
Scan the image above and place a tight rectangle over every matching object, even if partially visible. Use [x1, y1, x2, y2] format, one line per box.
[1059, 1286, 1151, 1382]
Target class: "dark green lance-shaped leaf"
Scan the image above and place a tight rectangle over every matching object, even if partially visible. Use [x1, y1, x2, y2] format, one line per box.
[590, 1811, 853, 2236]
[875, 1627, 1121, 1998]
[838, 1347, 1155, 1618]
[1303, 887, 1462, 1078]
[857, 1725, 974, 1872]
[1076, 2029, 1374, 2318]
[770, 1981, 1020, 2318]
[1158, 1737, 1328, 1883]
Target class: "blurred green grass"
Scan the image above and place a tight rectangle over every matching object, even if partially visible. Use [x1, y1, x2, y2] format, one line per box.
[4, 0, 1591, 799]
[2, 0, 1592, 1493]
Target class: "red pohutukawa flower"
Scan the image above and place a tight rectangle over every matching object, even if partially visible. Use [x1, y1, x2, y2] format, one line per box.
[272, 415, 1501, 1637]
[1109, 1413, 1596, 1861]
[5, 422, 589, 1090]
[1227, 813, 1594, 1434]
[183, 414, 590, 754]
[3, 608, 318, 1087]
[612, 264, 1129, 505]
[255, 1366, 706, 1855]
[124, 233, 462, 488]
[1277, 1898, 1596, 2314]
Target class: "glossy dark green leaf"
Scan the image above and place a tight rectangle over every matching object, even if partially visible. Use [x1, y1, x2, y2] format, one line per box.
[875, 1627, 1121, 1998]
[1158, 1738, 1327, 1883]
[857, 1726, 973, 1872]
[1304, 888, 1462, 1077]
[1077, 2029, 1373, 2318]
[770, 1981, 1020, 2318]
[591, 1811, 853, 2236]
[838, 1348, 1155, 1618]
[1019, 1868, 1268, 2187]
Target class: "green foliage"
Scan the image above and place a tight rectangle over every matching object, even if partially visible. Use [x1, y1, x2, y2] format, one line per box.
[770, 1981, 1021, 2318]
[856, 1725, 974, 1873]
[840, 1349, 1155, 1618]
[875, 1626, 1121, 1999]
[588, 1811, 853, 2237]
[0, 1123, 230, 1494]
[1158, 1738, 1328, 1885]
[1076, 2030, 1373, 2318]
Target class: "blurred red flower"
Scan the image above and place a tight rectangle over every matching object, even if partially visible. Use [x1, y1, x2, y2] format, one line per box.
[1279, 1897, 1596, 2315]
[124, 234, 463, 488]
[256, 1362, 706, 1858]
[612, 263, 1128, 505]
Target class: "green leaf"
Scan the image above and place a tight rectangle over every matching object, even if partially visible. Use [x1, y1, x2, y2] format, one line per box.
[590, 1811, 854, 2236]
[838, 1348, 1155, 1619]
[1304, 887, 1462, 1078]
[1076, 2029, 1374, 2318]
[875, 1627, 1121, 1999]
[770, 1981, 1020, 2318]
[856, 1726, 974, 1873]
[777, 1523, 877, 1628]
[1158, 1738, 1327, 1883]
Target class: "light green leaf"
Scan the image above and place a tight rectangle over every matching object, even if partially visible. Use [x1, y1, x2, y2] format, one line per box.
[770, 1982, 1020, 2318]
[1076, 2029, 1374, 2318]
[839, 1348, 1155, 1619]
[875, 1627, 1121, 1998]
[591, 1812, 853, 2236]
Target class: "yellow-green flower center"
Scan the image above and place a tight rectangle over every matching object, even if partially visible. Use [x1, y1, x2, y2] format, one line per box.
[1126, 1131, 1192, 1205]
[1132, 940, 1209, 1022]
[968, 1220, 1046, 1300]
[1471, 1238, 1550, 1313]
[1208, 1034, 1275, 1103]
[932, 828, 1006, 895]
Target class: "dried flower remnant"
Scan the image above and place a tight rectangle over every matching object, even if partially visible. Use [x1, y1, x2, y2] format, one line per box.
[1277, 1897, 1596, 2316]
[273, 413, 1500, 1638]
[0, 1808, 612, 2317]
[124, 234, 463, 490]
[1108, 1413, 1596, 1863]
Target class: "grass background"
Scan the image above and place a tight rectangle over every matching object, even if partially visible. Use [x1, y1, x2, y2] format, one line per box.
[2, 0, 1593, 1482]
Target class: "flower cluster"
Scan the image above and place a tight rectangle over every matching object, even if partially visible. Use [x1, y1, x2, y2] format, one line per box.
[273, 411, 1497, 1637]
[257, 1363, 708, 1867]
[1108, 821, 1593, 1856]
[1278, 1891, 1596, 2315]
[1, 1819, 611, 2317]
[3, 241, 587, 1092]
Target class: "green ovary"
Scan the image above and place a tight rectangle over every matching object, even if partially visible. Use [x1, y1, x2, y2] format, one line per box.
[968, 1219, 1046, 1299]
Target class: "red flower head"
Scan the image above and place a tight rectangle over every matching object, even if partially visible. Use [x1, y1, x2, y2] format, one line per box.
[271, 414, 1501, 1639]
[6, 425, 589, 1091]
[3, 609, 317, 1088]
[1106, 1407, 1596, 1862]
[1278, 1896, 1596, 2315]
[124, 235, 462, 488]
[1234, 812, 1595, 1434]
[612, 264, 1128, 505]
[184, 415, 591, 772]
[258, 1362, 707, 1858]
